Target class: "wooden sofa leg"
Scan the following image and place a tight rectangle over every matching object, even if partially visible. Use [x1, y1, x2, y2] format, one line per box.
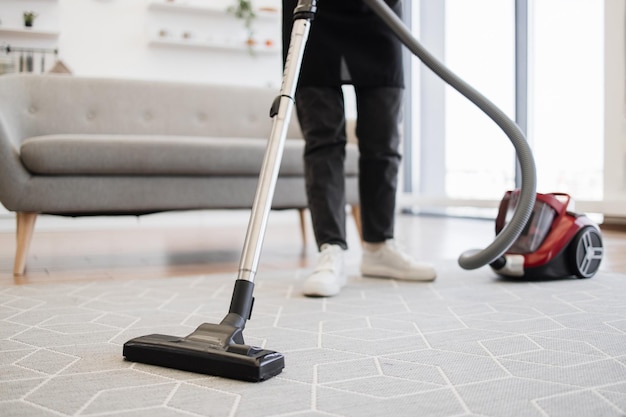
[14, 212, 37, 276]
[298, 208, 308, 246]
[351, 205, 363, 242]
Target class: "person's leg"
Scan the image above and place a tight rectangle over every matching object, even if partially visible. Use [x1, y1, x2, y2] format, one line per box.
[355, 86, 436, 282]
[354, 86, 403, 243]
[295, 86, 348, 296]
[296, 86, 348, 250]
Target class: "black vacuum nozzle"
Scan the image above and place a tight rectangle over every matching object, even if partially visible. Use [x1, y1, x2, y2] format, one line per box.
[123, 324, 284, 382]
[123, 281, 285, 382]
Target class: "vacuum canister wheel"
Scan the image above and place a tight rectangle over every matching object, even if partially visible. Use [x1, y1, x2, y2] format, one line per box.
[569, 226, 603, 278]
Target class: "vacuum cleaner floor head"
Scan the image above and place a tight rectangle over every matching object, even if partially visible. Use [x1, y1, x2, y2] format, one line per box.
[123, 333, 284, 382]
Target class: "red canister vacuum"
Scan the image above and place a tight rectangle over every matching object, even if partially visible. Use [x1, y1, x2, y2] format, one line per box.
[490, 190, 604, 279]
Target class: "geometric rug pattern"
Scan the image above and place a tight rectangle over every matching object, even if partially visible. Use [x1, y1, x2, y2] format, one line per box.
[2, 262, 626, 417]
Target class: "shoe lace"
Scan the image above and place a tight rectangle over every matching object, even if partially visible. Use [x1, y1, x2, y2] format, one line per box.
[386, 239, 415, 265]
[316, 244, 341, 272]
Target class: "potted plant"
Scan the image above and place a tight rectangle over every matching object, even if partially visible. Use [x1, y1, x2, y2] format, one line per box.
[227, 0, 256, 47]
[23, 11, 37, 28]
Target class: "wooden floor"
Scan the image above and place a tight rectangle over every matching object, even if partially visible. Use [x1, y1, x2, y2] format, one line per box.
[0, 209, 624, 286]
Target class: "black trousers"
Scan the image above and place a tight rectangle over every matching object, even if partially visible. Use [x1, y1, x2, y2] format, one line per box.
[295, 86, 403, 250]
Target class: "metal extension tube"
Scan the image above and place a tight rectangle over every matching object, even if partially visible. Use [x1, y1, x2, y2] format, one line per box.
[236, 17, 312, 283]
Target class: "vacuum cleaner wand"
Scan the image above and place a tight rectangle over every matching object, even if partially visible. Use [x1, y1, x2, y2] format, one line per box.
[123, 0, 318, 382]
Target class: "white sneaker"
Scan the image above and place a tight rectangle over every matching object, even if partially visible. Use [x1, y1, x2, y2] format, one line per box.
[303, 243, 346, 297]
[361, 239, 436, 281]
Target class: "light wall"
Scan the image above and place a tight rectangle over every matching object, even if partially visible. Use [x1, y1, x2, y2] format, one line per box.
[52, 0, 281, 87]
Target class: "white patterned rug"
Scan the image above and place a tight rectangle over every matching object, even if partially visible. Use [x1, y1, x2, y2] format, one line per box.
[2, 263, 626, 417]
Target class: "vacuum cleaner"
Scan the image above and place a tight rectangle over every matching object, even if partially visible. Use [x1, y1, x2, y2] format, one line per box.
[123, 0, 560, 382]
[490, 190, 603, 279]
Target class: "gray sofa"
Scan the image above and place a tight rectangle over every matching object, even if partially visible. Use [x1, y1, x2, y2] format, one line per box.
[0, 74, 360, 276]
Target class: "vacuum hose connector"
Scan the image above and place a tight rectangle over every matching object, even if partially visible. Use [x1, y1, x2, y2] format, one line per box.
[362, 0, 536, 270]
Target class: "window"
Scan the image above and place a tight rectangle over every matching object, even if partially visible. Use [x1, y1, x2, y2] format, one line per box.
[411, 0, 604, 208]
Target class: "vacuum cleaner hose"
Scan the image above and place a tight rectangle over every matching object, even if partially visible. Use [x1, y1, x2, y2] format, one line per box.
[362, 0, 537, 270]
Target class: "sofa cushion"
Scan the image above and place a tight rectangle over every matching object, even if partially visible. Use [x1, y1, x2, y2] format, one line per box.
[21, 134, 360, 176]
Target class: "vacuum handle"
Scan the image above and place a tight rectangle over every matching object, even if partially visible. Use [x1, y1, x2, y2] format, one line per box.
[236, 2, 315, 283]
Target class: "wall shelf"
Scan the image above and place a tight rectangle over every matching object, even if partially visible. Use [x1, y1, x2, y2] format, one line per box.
[147, 1, 279, 20]
[146, 1, 280, 56]
[148, 37, 279, 54]
[148, 1, 224, 15]
[0, 27, 59, 38]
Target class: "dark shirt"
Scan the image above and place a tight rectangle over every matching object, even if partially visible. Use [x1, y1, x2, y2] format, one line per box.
[282, 0, 404, 88]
